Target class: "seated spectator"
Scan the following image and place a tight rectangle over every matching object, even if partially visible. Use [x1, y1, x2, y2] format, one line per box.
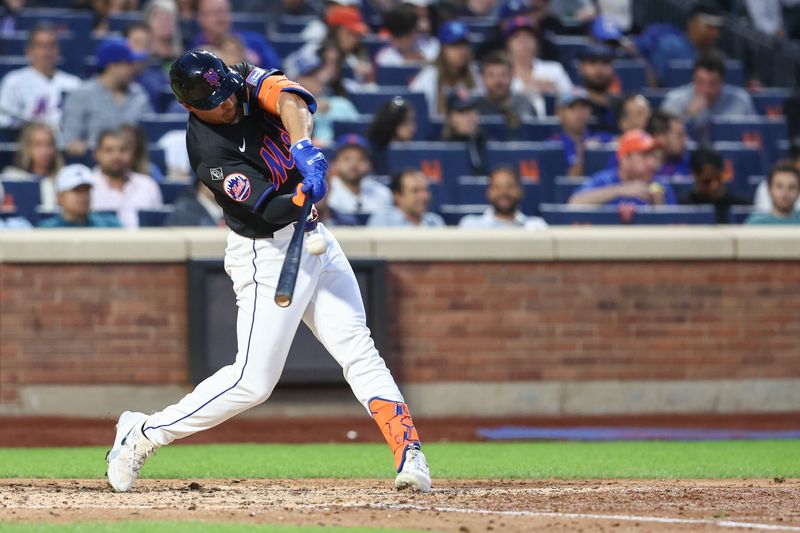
[475, 51, 537, 139]
[294, 53, 359, 147]
[326, 134, 393, 216]
[0, 24, 81, 128]
[119, 123, 166, 183]
[90, 129, 163, 229]
[646, 110, 690, 178]
[375, 5, 432, 66]
[548, 0, 597, 29]
[569, 129, 677, 206]
[62, 39, 153, 157]
[576, 45, 621, 133]
[553, 89, 614, 176]
[634, 1, 724, 86]
[475, 0, 561, 62]
[754, 147, 800, 213]
[680, 147, 750, 224]
[1, 122, 63, 210]
[661, 51, 755, 142]
[367, 96, 417, 174]
[191, 0, 280, 67]
[459, 165, 548, 229]
[746, 161, 800, 225]
[324, 5, 375, 86]
[410, 21, 479, 116]
[617, 94, 652, 134]
[38, 165, 122, 228]
[165, 179, 222, 226]
[505, 16, 573, 117]
[145, 0, 184, 64]
[125, 21, 171, 113]
[367, 168, 444, 227]
[441, 92, 487, 175]
[0, 0, 24, 36]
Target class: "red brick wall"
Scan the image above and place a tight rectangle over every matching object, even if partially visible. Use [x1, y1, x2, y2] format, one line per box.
[2, 260, 799, 406]
[0, 264, 187, 404]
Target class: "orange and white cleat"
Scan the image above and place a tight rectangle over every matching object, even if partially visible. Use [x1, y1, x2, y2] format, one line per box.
[369, 398, 431, 492]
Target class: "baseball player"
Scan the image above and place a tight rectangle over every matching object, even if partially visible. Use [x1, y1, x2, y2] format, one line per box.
[106, 50, 430, 493]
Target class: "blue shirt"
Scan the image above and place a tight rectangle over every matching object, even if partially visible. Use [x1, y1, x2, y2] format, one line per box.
[658, 153, 691, 178]
[38, 213, 122, 228]
[553, 130, 614, 168]
[635, 23, 696, 85]
[574, 168, 678, 206]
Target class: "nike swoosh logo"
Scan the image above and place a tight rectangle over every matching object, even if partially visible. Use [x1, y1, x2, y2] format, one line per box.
[239, 139, 246, 152]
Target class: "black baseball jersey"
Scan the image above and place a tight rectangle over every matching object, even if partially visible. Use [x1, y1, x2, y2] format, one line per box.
[186, 63, 317, 238]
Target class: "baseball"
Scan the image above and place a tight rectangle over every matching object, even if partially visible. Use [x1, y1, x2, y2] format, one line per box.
[305, 233, 327, 255]
[346, 430, 358, 440]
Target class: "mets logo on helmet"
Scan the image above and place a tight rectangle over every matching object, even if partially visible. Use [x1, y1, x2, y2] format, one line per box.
[223, 173, 251, 202]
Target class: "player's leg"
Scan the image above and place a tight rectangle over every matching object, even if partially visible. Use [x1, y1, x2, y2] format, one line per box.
[107, 232, 320, 491]
[301, 224, 430, 492]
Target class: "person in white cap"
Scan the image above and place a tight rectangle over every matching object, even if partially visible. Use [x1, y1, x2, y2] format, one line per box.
[38, 164, 122, 228]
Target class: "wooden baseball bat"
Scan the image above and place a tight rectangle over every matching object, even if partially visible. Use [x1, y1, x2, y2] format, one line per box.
[274, 194, 313, 308]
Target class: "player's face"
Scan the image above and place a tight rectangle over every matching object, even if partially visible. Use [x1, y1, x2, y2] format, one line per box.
[188, 94, 239, 124]
[334, 147, 370, 185]
[487, 170, 522, 216]
[769, 172, 800, 215]
[395, 172, 430, 218]
[59, 184, 92, 219]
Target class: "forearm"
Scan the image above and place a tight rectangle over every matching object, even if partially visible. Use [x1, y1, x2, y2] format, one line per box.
[277, 92, 313, 146]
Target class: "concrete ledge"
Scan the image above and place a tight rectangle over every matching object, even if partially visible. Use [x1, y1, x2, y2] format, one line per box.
[724, 227, 800, 260]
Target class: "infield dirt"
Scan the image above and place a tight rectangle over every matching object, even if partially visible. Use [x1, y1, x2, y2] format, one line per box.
[1, 478, 798, 532]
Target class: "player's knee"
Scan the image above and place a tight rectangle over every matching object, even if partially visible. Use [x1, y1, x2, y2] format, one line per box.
[237, 378, 274, 406]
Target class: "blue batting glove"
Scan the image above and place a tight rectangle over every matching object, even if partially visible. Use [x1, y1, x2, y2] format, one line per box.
[291, 138, 328, 203]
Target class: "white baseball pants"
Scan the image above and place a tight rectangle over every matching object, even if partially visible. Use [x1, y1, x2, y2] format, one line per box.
[142, 223, 403, 446]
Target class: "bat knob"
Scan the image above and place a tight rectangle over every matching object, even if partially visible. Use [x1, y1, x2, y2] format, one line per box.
[275, 294, 292, 307]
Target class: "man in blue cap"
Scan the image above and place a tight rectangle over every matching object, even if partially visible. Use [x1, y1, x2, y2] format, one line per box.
[327, 133, 393, 215]
[62, 39, 152, 157]
[576, 44, 621, 134]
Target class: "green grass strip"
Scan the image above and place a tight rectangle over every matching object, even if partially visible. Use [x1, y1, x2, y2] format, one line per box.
[0, 523, 426, 533]
[0, 441, 798, 479]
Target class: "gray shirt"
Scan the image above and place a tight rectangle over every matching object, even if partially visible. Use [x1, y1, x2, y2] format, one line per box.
[661, 83, 755, 140]
[367, 207, 445, 228]
[475, 94, 538, 119]
[61, 78, 153, 147]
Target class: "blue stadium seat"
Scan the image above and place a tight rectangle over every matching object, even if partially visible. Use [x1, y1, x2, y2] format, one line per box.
[540, 204, 716, 225]
[454, 176, 487, 206]
[709, 116, 788, 165]
[138, 207, 174, 227]
[666, 175, 695, 200]
[751, 89, 790, 117]
[583, 146, 617, 175]
[729, 205, 756, 224]
[276, 16, 315, 34]
[663, 59, 743, 87]
[554, 176, 587, 203]
[148, 146, 167, 176]
[141, 115, 188, 142]
[486, 141, 565, 203]
[332, 118, 372, 139]
[0, 179, 40, 221]
[428, 182, 444, 212]
[614, 59, 648, 92]
[387, 142, 471, 198]
[108, 13, 142, 33]
[552, 35, 590, 68]
[522, 119, 561, 141]
[17, 10, 93, 37]
[438, 204, 485, 226]
[269, 34, 306, 59]
[0, 143, 17, 169]
[429, 116, 509, 141]
[641, 88, 669, 110]
[0, 127, 20, 143]
[713, 141, 767, 195]
[158, 182, 190, 205]
[375, 65, 421, 86]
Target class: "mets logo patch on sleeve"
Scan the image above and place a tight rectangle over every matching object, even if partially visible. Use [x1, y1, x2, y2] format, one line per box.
[246, 67, 266, 87]
[223, 173, 251, 202]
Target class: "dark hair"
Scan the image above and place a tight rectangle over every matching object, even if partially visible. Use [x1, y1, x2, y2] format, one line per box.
[489, 165, 521, 186]
[692, 50, 726, 78]
[123, 21, 150, 38]
[768, 160, 800, 187]
[384, 5, 418, 38]
[390, 167, 420, 194]
[646, 110, 681, 136]
[689, 146, 723, 174]
[367, 96, 414, 150]
[788, 143, 800, 162]
[480, 50, 512, 73]
[617, 93, 649, 124]
[26, 22, 57, 48]
[95, 128, 125, 149]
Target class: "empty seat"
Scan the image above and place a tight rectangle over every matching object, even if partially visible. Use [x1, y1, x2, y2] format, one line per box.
[712, 141, 767, 195]
[1, 179, 41, 221]
[751, 89, 790, 117]
[138, 207, 175, 227]
[375, 65, 422, 86]
[709, 116, 789, 165]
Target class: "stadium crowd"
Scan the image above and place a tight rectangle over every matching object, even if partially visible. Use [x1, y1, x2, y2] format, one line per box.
[0, 0, 799, 229]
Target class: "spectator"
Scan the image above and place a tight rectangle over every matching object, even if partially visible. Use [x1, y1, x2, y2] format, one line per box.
[634, 1, 724, 86]
[0, 24, 81, 128]
[661, 51, 755, 142]
[504, 16, 573, 117]
[401, 0, 439, 60]
[119, 123, 166, 183]
[576, 44, 620, 133]
[191, 0, 281, 67]
[165, 179, 223, 226]
[325, 6, 375, 85]
[216, 33, 247, 66]
[367, 168, 445, 227]
[754, 147, 800, 212]
[459, 165, 547, 229]
[441, 92, 487, 175]
[125, 22, 171, 113]
[475, 51, 537, 139]
[646, 110, 690, 178]
[746, 161, 800, 225]
[475, 0, 561, 62]
[553, 89, 613, 177]
[375, 5, 432, 66]
[569, 129, 677, 206]
[367, 96, 417, 174]
[293, 53, 359, 146]
[617, 93, 651, 134]
[38, 164, 122, 228]
[680, 147, 749, 224]
[410, 21, 479, 116]
[0, 0, 24, 36]
[145, 0, 184, 63]
[326, 134, 393, 216]
[1, 122, 63, 209]
[62, 39, 153, 157]
[0, 182, 32, 229]
[90, 129, 163, 229]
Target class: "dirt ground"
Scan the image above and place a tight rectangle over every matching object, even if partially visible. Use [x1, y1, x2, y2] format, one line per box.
[1, 478, 799, 532]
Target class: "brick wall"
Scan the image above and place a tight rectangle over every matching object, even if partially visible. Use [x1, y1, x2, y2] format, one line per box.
[2, 260, 799, 406]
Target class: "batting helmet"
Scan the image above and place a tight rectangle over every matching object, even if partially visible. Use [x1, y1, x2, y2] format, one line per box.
[169, 50, 244, 110]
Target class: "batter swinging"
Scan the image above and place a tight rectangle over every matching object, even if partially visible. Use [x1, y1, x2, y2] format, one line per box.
[105, 50, 431, 493]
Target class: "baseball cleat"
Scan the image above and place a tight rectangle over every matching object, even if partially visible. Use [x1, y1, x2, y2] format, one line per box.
[106, 411, 158, 492]
[394, 445, 431, 493]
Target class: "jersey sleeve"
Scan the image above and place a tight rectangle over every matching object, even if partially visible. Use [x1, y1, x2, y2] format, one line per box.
[240, 64, 317, 116]
[195, 159, 278, 213]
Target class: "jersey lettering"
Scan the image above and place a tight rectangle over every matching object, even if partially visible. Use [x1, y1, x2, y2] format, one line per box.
[259, 130, 295, 188]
